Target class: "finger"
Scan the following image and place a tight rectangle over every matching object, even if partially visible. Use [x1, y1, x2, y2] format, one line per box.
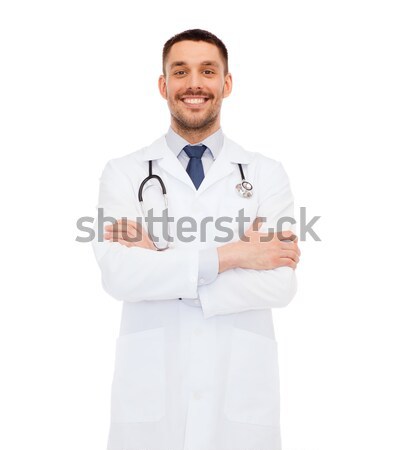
[256, 230, 290, 242]
[118, 237, 157, 251]
[278, 257, 297, 269]
[111, 223, 148, 238]
[280, 241, 297, 249]
[280, 242, 301, 256]
[104, 224, 135, 234]
[280, 250, 300, 263]
[292, 236, 301, 255]
[105, 219, 142, 231]
[118, 218, 143, 229]
[104, 220, 129, 230]
[106, 230, 155, 249]
[104, 224, 148, 239]
[105, 232, 143, 243]
[257, 232, 274, 242]
[115, 238, 134, 248]
[276, 230, 297, 241]
[105, 228, 140, 237]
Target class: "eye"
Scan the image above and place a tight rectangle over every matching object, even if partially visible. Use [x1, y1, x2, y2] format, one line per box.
[174, 70, 186, 76]
[203, 70, 215, 75]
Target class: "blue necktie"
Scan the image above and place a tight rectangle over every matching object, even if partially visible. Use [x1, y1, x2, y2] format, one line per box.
[183, 144, 207, 189]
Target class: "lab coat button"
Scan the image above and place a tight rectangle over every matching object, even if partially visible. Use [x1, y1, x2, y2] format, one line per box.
[199, 278, 205, 284]
[193, 299, 200, 305]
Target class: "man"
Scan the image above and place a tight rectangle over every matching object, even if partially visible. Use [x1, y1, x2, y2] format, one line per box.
[92, 29, 300, 450]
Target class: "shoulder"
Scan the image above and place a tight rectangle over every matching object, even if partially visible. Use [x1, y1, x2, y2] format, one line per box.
[224, 135, 283, 173]
[100, 135, 165, 177]
[224, 136, 292, 198]
[104, 146, 147, 169]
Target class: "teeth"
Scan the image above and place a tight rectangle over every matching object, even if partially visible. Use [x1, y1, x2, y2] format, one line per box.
[183, 98, 206, 104]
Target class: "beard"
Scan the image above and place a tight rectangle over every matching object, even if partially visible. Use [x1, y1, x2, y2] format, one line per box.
[169, 90, 222, 133]
[171, 106, 219, 132]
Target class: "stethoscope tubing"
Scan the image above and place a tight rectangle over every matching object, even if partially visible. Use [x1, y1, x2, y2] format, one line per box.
[138, 160, 253, 250]
[138, 160, 167, 202]
[139, 161, 252, 200]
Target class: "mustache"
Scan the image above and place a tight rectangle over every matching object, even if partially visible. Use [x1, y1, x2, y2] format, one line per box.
[178, 90, 213, 99]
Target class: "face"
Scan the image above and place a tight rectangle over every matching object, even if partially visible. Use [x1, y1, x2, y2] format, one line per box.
[158, 40, 232, 133]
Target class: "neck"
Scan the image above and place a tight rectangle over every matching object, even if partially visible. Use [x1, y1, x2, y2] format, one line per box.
[170, 118, 221, 144]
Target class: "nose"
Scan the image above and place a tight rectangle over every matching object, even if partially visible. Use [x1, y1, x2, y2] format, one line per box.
[186, 71, 203, 91]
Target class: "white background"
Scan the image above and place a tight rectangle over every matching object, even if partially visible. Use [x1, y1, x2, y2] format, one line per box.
[1, 1, 397, 449]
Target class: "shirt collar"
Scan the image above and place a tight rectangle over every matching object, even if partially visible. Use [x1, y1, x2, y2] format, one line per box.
[165, 126, 224, 160]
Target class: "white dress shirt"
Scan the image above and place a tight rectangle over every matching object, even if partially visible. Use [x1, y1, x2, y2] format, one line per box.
[165, 126, 222, 292]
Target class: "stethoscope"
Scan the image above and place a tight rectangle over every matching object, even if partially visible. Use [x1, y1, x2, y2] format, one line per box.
[235, 163, 254, 199]
[138, 160, 253, 250]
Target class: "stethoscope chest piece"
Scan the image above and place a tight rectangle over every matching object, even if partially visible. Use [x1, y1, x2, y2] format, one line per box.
[236, 180, 253, 198]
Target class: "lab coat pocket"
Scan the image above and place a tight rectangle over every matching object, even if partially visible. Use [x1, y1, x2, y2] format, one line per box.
[110, 327, 166, 423]
[224, 327, 280, 427]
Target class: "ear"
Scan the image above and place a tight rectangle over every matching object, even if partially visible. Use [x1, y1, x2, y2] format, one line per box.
[222, 72, 233, 98]
[158, 74, 167, 99]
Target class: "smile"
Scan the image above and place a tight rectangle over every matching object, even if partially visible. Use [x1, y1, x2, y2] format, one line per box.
[181, 96, 209, 106]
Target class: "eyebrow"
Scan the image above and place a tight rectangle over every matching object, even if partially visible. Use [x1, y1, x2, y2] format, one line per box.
[169, 60, 220, 70]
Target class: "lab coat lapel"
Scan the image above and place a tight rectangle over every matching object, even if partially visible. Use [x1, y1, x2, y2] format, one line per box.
[158, 150, 194, 189]
[196, 136, 254, 196]
[141, 135, 254, 195]
[196, 147, 235, 195]
[142, 136, 194, 190]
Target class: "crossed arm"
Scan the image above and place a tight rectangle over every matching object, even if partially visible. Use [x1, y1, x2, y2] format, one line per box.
[104, 218, 300, 272]
[93, 159, 300, 317]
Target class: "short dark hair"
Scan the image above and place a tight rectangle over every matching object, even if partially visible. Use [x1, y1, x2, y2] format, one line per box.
[162, 29, 229, 75]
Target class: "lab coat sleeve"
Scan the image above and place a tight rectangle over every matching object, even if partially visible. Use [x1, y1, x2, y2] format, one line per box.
[198, 161, 298, 319]
[198, 247, 219, 285]
[91, 158, 200, 302]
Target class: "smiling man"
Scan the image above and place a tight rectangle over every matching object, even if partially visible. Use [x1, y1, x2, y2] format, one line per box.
[158, 38, 231, 141]
[92, 29, 300, 450]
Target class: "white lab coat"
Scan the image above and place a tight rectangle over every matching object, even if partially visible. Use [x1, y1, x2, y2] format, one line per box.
[92, 134, 297, 450]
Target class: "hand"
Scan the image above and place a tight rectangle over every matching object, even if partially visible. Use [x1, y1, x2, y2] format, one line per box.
[218, 218, 301, 273]
[104, 219, 157, 250]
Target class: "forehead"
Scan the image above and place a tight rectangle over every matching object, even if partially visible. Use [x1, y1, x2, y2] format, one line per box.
[165, 40, 224, 69]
